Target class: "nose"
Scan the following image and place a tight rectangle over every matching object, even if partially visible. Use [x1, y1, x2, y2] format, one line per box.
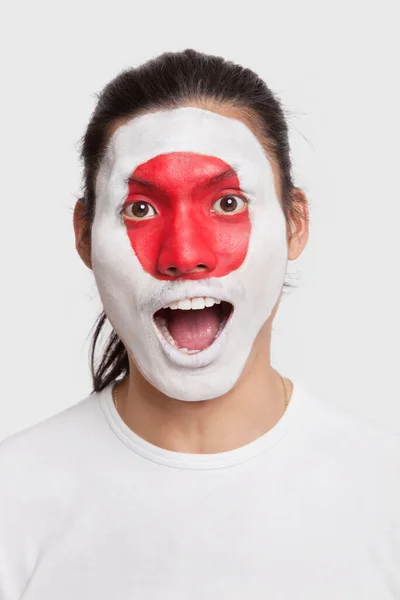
[157, 218, 217, 278]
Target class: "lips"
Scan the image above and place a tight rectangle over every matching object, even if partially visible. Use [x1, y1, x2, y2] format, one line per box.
[153, 299, 233, 354]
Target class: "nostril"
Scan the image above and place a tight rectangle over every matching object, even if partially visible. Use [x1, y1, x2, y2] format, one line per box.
[164, 264, 209, 277]
[165, 266, 180, 278]
[190, 264, 209, 273]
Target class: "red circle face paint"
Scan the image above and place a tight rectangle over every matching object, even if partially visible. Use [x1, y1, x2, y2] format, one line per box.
[122, 152, 251, 280]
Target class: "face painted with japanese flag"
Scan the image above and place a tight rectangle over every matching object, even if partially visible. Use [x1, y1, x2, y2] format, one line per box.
[91, 107, 288, 401]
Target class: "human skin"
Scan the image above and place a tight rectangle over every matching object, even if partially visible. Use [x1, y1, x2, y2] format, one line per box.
[73, 102, 309, 454]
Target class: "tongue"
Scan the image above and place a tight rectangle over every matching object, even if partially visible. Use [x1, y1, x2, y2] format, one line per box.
[168, 306, 221, 351]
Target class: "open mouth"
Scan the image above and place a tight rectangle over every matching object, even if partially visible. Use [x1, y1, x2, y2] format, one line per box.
[153, 297, 234, 354]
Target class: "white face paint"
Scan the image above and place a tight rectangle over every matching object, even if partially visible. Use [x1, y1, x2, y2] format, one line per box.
[91, 107, 288, 401]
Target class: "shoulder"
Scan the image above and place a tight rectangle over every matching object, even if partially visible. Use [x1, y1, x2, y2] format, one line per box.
[314, 386, 399, 449]
[0, 388, 107, 485]
[296, 380, 400, 444]
[296, 381, 400, 494]
[0, 391, 105, 594]
[0, 388, 111, 563]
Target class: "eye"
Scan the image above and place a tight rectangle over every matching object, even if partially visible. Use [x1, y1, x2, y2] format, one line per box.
[212, 194, 248, 215]
[122, 201, 157, 221]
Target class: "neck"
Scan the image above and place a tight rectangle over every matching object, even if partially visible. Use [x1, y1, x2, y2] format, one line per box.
[115, 323, 292, 454]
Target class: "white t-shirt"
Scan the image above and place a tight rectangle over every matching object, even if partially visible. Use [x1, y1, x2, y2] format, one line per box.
[1, 378, 399, 600]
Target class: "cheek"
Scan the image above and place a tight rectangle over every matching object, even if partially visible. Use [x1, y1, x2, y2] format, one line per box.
[202, 214, 251, 271]
[125, 218, 166, 274]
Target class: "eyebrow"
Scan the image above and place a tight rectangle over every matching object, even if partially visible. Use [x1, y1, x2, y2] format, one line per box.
[127, 175, 157, 189]
[127, 168, 239, 190]
[204, 168, 238, 187]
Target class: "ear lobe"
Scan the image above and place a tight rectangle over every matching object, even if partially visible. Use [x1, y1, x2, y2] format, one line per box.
[73, 198, 93, 270]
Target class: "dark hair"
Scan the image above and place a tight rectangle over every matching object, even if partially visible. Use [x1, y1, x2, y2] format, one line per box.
[77, 48, 305, 394]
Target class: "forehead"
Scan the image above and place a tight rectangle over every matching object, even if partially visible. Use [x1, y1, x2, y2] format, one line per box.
[130, 152, 239, 188]
[97, 107, 273, 195]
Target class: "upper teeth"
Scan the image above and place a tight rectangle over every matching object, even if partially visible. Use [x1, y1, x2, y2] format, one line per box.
[163, 297, 222, 310]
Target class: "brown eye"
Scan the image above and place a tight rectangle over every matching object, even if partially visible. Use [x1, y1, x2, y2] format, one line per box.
[123, 201, 157, 221]
[212, 195, 247, 215]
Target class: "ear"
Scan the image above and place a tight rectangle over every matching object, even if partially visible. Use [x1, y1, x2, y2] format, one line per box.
[287, 188, 309, 261]
[73, 198, 92, 270]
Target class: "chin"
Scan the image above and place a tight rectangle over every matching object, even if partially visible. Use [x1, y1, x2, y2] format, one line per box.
[131, 326, 253, 402]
